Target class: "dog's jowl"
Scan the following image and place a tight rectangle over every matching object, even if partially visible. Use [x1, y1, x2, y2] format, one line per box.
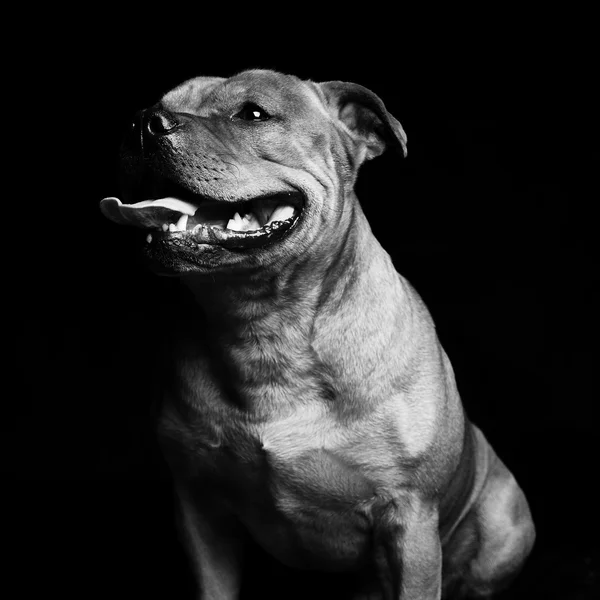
[100, 70, 535, 599]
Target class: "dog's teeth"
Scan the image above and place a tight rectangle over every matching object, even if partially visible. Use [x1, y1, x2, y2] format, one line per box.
[268, 205, 295, 223]
[244, 212, 261, 230]
[169, 223, 177, 232]
[146, 233, 152, 243]
[176, 214, 189, 231]
[227, 212, 245, 231]
[161, 223, 169, 232]
[227, 211, 262, 232]
[227, 217, 243, 231]
[252, 197, 279, 225]
[192, 224, 203, 233]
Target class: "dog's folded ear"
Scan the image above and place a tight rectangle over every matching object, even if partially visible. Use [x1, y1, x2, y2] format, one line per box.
[318, 81, 407, 162]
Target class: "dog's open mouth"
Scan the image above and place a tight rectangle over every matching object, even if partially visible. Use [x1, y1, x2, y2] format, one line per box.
[100, 191, 303, 250]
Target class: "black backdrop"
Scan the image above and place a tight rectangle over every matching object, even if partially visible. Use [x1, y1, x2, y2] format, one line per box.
[8, 25, 599, 599]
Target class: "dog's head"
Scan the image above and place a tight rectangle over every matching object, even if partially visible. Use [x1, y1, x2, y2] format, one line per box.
[100, 69, 406, 276]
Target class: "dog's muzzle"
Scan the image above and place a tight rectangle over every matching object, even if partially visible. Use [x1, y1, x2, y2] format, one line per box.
[100, 107, 304, 250]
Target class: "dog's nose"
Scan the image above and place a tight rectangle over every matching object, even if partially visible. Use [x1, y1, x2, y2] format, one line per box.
[120, 107, 186, 159]
[144, 108, 182, 136]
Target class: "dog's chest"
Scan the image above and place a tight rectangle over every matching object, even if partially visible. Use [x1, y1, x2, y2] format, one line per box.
[159, 392, 399, 569]
[160, 391, 394, 489]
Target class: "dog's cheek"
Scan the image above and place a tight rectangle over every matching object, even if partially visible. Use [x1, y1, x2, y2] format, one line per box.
[295, 125, 358, 197]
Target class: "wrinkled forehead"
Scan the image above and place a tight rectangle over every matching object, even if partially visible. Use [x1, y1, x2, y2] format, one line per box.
[161, 69, 324, 117]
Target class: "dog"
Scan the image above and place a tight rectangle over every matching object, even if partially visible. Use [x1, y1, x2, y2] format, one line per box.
[100, 69, 535, 599]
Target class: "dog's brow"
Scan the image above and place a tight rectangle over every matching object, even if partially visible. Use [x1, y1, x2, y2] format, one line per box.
[215, 71, 308, 106]
[220, 81, 281, 103]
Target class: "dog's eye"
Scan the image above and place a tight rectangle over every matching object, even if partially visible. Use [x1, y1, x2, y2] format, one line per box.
[235, 103, 271, 122]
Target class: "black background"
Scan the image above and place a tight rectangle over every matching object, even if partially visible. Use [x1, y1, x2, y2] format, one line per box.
[7, 19, 599, 599]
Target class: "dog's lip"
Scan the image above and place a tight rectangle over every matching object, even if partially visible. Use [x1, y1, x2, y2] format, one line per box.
[99, 191, 305, 249]
[146, 214, 300, 251]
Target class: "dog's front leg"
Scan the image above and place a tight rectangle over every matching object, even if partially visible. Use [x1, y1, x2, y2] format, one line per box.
[372, 497, 442, 600]
[175, 483, 245, 600]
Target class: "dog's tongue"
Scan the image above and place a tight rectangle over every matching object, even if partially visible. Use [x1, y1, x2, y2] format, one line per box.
[100, 197, 197, 229]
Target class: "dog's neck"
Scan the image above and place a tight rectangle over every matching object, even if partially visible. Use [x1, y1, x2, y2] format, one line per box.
[179, 202, 421, 412]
